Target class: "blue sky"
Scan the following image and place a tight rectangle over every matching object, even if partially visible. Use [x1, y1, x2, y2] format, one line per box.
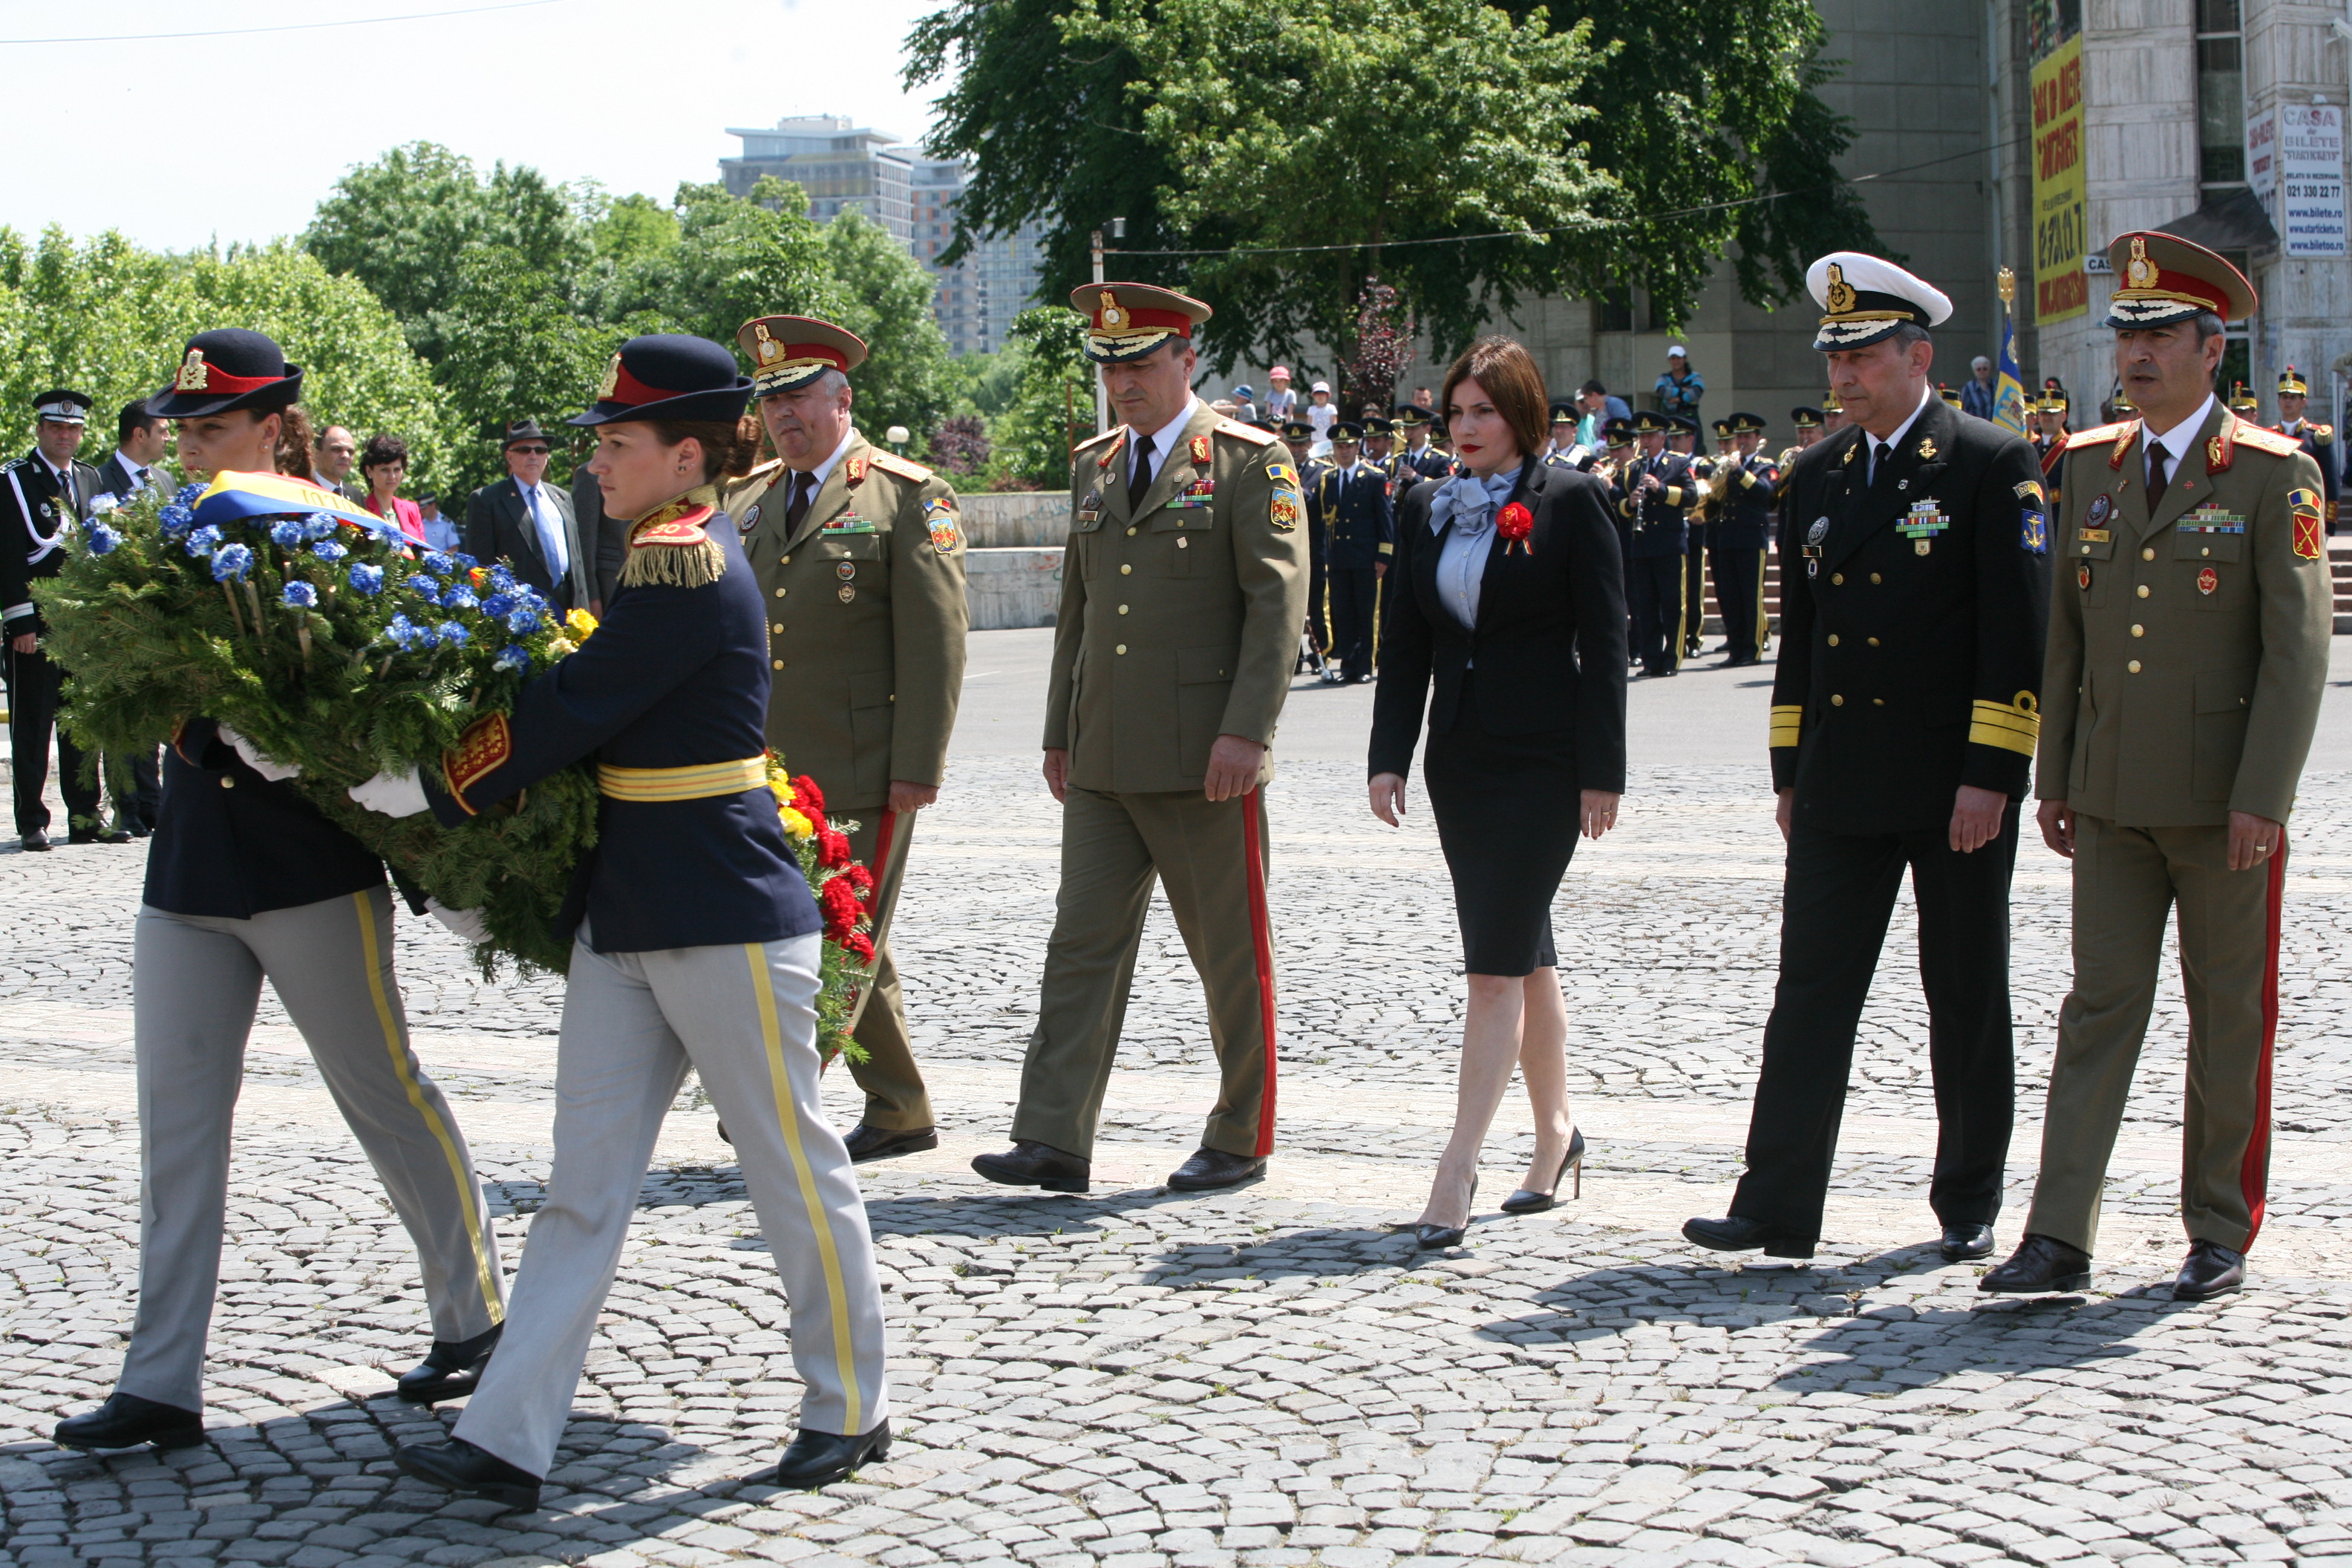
[0, 0, 948, 250]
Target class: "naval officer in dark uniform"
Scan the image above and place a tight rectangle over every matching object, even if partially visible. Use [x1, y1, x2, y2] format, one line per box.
[1310, 420, 1394, 682]
[1684, 254, 2050, 1261]
[1613, 411, 1695, 676]
[1709, 412, 1778, 665]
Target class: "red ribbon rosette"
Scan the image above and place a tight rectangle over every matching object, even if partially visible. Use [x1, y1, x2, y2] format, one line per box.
[1496, 500, 1534, 555]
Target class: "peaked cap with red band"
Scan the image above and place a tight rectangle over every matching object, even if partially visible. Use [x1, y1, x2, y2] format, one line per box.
[147, 328, 304, 419]
[569, 333, 753, 427]
[736, 314, 869, 396]
[1068, 281, 1212, 365]
[2102, 230, 2257, 328]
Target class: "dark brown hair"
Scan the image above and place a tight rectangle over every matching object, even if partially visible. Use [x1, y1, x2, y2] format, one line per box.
[648, 418, 761, 483]
[360, 432, 408, 473]
[1440, 336, 1548, 463]
[274, 405, 316, 478]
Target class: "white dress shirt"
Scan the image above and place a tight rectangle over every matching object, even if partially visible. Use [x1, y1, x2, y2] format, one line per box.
[780, 426, 858, 520]
[1130, 399, 1203, 492]
[2143, 394, 2218, 489]
[1861, 383, 1936, 485]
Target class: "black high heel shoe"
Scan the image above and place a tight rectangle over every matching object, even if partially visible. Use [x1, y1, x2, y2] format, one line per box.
[1414, 1175, 1479, 1250]
[1500, 1128, 1586, 1215]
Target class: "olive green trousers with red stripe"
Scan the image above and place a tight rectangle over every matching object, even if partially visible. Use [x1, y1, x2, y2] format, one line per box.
[1012, 785, 1278, 1162]
[2024, 814, 2285, 1255]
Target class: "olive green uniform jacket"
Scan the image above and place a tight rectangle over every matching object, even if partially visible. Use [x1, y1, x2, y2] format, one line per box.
[1045, 402, 1308, 791]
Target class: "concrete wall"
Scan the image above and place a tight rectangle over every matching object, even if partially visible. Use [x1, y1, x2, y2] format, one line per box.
[959, 495, 1068, 629]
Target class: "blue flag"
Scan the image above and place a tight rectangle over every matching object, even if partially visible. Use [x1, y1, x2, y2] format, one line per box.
[1994, 316, 2029, 436]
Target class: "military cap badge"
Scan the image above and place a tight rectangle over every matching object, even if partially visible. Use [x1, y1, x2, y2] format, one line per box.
[175, 349, 209, 392]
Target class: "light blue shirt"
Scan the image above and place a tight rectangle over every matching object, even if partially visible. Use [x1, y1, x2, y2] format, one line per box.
[1426, 468, 1522, 633]
[517, 480, 568, 578]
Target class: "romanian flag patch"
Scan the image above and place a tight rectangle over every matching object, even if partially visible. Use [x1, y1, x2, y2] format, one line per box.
[2290, 486, 2325, 560]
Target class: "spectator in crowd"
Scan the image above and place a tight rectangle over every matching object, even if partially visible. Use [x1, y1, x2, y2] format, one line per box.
[356, 434, 426, 543]
[310, 425, 361, 500]
[1654, 349, 1704, 420]
[1262, 366, 1297, 423]
[464, 419, 590, 611]
[572, 442, 613, 613]
[416, 494, 462, 553]
[1576, 380, 1633, 447]
[1230, 385, 1258, 424]
[1962, 355, 1998, 420]
[1307, 380, 1338, 448]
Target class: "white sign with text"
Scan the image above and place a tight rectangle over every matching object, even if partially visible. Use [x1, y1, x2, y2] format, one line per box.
[2281, 103, 2347, 259]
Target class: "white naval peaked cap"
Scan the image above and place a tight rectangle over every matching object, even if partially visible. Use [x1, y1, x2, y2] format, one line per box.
[1806, 252, 1953, 352]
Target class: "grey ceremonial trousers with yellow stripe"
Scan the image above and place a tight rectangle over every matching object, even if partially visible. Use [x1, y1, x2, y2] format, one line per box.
[728, 432, 970, 1134]
[453, 927, 887, 1477]
[2022, 404, 2333, 1256]
[1013, 401, 1307, 1162]
[121, 889, 504, 1412]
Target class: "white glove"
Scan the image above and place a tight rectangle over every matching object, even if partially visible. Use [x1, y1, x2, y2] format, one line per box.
[424, 898, 491, 944]
[349, 765, 430, 818]
[217, 725, 300, 782]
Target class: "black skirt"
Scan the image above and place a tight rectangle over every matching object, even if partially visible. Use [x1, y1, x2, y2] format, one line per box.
[1421, 673, 1581, 976]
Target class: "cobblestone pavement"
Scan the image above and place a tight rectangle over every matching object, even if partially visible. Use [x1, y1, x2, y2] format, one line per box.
[5, 662, 2352, 1567]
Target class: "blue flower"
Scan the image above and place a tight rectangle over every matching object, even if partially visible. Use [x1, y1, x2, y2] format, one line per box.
[185, 525, 223, 558]
[303, 512, 339, 540]
[405, 573, 441, 601]
[424, 551, 457, 578]
[347, 563, 385, 595]
[211, 543, 253, 582]
[387, 612, 419, 647]
[487, 564, 517, 592]
[506, 606, 543, 634]
[442, 587, 479, 612]
[310, 540, 347, 564]
[281, 581, 318, 608]
[450, 552, 480, 570]
[480, 592, 517, 618]
[156, 503, 196, 536]
[270, 519, 306, 548]
[494, 644, 532, 672]
[413, 621, 441, 648]
[437, 621, 469, 647]
[173, 483, 205, 506]
[85, 523, 120, 556]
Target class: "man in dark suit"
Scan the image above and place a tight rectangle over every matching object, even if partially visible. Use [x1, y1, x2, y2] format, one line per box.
[1684, 253, 2049, 1263]
[464, 419, 590, 611]
[1612, 411, 1695, 676]
[1709, 412, 1778, 666]
[0, 391, 121, 849]
[1307, 421, 1392, 682]
[310, 425, 364, 502]
[95, 399, 174, 835]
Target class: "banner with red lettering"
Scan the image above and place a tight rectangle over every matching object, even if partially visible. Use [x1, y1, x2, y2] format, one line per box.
[2031, 34, 2087, 323]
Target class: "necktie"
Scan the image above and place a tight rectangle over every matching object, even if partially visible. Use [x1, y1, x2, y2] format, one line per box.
[784, 471, 815, 532]
[1872, 441, 1893, 487]
[2145, 440, 2170, 513]
[1128, 433, 1156, 512]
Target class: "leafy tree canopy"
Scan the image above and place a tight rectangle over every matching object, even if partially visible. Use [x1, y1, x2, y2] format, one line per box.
[819, 209, 954, 453]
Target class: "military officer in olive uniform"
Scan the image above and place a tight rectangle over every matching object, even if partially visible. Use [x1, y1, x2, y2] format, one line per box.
[1984, 234, 2335, 1303]
[1709, 412, 1777, 666]
[975, 284, 1307, 1195]
[2272, 367, 2338, 529]
[1, 389, 120, 849]
[1685, 253, 2050, 1263]
[1309, 420, 1394, 683]
[725, 315, 969, 1161]
[1613, 410, 1696, 676]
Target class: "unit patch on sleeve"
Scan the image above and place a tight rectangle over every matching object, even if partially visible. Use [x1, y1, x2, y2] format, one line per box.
[2291, 486, 2325, 560]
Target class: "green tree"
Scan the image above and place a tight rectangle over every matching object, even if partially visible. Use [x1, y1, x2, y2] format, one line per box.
[0, 227, 454, 491]
[431, 246, 632, 497]
[820, 209, 953, 454]
[596, 178, 842, 350]
[301, 143, 593, 362]
[989, 306, 1091, 487]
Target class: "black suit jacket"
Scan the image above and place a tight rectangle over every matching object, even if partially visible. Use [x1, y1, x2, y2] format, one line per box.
[0, 451, 102, 635]
[96, 452, 156, 500]
[1369, 459, 1628, 789]
[1771, 395, 2050, 832]
[464, 477, 588, 609]
[1310, 462, 1395, 570]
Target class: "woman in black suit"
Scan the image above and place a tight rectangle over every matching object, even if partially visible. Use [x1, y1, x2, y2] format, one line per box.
[1368, 336, 1628, 1248]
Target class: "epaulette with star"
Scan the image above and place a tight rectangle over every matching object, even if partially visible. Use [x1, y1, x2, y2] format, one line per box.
[620, 493, 725, 589]
[1217, 419, 1278, 447]
[2234, 422, 2304, 457]
[2063, 420, 2130, 451]
[869, 449, 935, 482]
[1076, 425, 1125, 456]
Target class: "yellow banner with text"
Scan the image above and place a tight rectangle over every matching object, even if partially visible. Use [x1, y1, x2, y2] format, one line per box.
[2031, 34, 2088, 323]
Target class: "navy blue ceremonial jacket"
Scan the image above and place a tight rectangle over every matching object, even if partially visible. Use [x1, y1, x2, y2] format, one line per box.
[144, 717, 388, 919]
[1310, 461, 1395, 570]
[422, 506, 818, 954]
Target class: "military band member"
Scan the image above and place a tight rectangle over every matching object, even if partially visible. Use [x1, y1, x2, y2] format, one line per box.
[975, 284, 1307, 1195]
[1820, 388, 1846, 435]
[1282, 417, 1333, 673]
[53, 330, 506, 1457]
[1545, 399, 1581, 464]
[1362, 414, 1397, 471]
[1676, 415, 1710, 657]
[1938, 382, 1964, 410]
[1710, 412, 1777, 666]
[1784, 405, 1824, 464]
[1685, 255, 2049, 1263]
[1, 390, 120, 848]
[1984, 234, 2334, 1303]
[723, 313, 968, 1163]
[2273, 366, 2338, 529]
[1396, 405, 1455, 481]
[377, 333, 890, 1504]
[1614, 411, 1694, 676]
[1308, 420, 1393, 684]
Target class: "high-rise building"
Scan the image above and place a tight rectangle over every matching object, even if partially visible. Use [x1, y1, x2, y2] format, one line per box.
[721, 114, 912, 242]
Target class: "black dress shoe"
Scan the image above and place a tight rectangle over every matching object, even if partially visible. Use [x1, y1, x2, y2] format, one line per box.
[19, 829, 50, 852]
[1166, 1148, 1266, 1190]
[1979, 1232, 2092, 1293]
[775, 1419, 892, 1490]
[971, 1140, 1091, 1193]
[127, 823, 154, 838]
[1500, 1128, 1585, 1215]
[395, 1323, 501, 1404]
[1940, 1223, 1996, 1261]
[1681, 1214, 1815, 1259]
[68, 826, 131, 845]
[394, 1437, 542, 1511]
[844, 1123, 938, 1163]
[54, 1393, 203, 1452]
[2174, 1238, 2246, 1301]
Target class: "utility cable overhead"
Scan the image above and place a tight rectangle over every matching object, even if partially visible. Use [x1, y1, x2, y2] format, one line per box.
[0, 0, 568, 46]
